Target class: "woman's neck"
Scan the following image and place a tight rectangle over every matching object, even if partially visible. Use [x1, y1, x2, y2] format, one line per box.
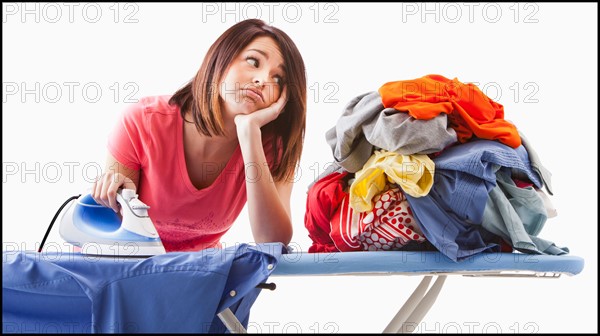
[183, 110, 238, 153]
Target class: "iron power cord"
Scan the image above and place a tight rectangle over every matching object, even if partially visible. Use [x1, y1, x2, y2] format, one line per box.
[38, 194, 81, 253]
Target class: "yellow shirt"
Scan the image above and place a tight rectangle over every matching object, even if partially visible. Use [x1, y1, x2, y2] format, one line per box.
[349, 150, 435, 212]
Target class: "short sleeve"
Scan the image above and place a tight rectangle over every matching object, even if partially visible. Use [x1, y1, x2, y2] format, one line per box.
[107, 101, 148, 170]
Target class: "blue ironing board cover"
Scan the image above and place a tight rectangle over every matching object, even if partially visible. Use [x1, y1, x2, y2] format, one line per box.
[272, 251, 584, 276]
[2, 243, 285, 334]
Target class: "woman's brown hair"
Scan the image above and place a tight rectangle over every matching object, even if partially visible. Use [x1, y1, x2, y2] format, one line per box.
[169, 19, 307, 182]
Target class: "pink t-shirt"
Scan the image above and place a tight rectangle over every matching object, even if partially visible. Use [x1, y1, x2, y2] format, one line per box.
[108, 95, 279, 252]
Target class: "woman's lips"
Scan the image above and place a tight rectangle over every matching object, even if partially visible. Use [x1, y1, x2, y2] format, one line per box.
[244, 88, 264, 103]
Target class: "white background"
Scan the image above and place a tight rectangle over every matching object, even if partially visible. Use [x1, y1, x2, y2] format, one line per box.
[3, 2, 597, 333]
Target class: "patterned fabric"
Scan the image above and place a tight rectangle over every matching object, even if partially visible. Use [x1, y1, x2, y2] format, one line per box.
[330, 185, 426, 252]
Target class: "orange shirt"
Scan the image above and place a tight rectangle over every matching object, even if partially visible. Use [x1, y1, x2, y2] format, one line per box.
[108, 96, 278, 252]
[378, 74, 521, 148]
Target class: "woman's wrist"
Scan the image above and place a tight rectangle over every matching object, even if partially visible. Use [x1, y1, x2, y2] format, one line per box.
[235, 116, 262, 142]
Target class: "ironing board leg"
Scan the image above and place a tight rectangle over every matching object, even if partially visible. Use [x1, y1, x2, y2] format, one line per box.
[217, 308, 247, 333]
[382, 275, 447, 334]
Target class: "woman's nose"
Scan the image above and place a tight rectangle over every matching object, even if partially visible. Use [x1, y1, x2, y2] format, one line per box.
[252, 70, 270, 87]
[253, 78, 263, 86]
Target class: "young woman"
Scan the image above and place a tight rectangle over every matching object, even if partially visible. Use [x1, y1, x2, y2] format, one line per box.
[91, 19, 306, 252]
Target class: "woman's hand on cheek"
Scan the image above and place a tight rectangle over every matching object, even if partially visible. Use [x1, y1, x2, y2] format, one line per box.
[234, 85, 287, 138]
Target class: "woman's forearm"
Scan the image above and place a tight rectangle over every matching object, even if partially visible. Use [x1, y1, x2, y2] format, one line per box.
[237, 125, 293, 245]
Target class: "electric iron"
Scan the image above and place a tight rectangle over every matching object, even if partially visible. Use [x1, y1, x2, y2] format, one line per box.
[57, 189, 166, 257]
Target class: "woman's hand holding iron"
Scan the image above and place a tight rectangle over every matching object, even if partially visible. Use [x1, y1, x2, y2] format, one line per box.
[91, 172, 136, 213]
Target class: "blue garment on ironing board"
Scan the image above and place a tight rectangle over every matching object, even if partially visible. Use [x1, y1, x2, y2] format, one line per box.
[2, 243, 285, 333]
[404, 140, 544, 261]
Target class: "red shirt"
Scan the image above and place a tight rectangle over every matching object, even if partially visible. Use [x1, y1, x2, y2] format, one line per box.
[108, 95, 278, 251]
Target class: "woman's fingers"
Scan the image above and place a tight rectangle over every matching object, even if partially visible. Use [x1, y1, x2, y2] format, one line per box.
[91, 176, 109, 208]
[91, 173, 136, 213]
[91, 178, 99, 203]
[105, 176, 121, 213]
[235, 85, 289, 133]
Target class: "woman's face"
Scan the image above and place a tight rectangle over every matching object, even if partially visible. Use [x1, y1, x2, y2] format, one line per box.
[219, 36, 286, 117]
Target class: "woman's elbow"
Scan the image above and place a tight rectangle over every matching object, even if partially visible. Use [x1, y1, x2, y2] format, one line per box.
[254, 221, 293, 246]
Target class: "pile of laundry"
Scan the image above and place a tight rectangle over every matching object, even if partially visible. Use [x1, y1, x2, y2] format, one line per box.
[304, 74, 567, 261]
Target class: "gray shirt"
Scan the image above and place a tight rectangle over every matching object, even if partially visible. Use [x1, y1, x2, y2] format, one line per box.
[325, 91, 457, 173]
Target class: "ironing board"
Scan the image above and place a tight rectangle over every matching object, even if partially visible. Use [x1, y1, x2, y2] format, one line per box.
[3, 245, 584, 334]
[269, 250, 585, 333]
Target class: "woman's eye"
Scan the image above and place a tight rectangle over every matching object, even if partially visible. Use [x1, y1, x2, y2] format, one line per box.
[246, 57, 258, 67]
[274, 76, 285, 85]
